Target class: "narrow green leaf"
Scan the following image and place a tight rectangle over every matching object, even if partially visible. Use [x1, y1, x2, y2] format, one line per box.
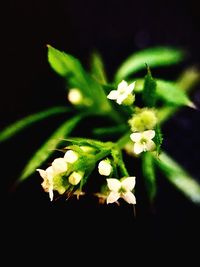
[142, 66, 157, 107]
[154, 124, 163, 155]
[63, 137, 109, 149]
[47, 45, 89, 94]
[93, 124, 128, 136]
[115, 46, 184, 82]
[142, 152, 157, 201]
[90, 51, 107, 83]
[134, 78, 193, 107]
[19, 114, 83, 182]
[0, 106, 69, 143]
[154, 152, 200, 204]
[48, 45, 111, 113]
[156, 80, 194, 107]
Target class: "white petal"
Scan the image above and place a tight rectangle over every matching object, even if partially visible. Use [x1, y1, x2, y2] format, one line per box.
[46, 166, 54, 181]
[49, 186, 54, 201]
[142, 130, 155, 140]
[130, 132, 142, 142]
[107, 192, 120, 204]
[126, 81, 135, 94]
[133, 143, 144, 154]
[146, 140, 156, 151]
[122, 192, 136, 204]
[106, 178, 121, 192]
[107, 90, 119, 100]
[118, 80, 128, 91]
[64, 150, 79, 163]
[98, 160, 112, 176]
[116, 94, 127, 105]
[52, 158, 68, 175]
[121, 177, 136, 191]
[36, 169, 47, 180]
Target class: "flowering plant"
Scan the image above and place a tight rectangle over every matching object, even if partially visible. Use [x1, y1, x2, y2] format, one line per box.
[1, 46, 200, 206]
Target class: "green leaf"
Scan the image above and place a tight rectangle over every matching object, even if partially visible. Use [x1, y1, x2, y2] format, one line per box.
[142, 66, 157, 107]
[90, 51, 107, 84]
[156, 80, 194, 107]
[48, 45, 111, 113]
[115, 46, 184, 82]
[93, 124, 128, 137]
[134, 78, 193, 107]
[0, 106, 69, 143]
[19, 114, 83, 182]
[63, 137, 109, 150]
[142, 152, 157, 201]
[154, 124, 163, 155]
[47, 45, 89, 94]
[154, 152, 200, 204]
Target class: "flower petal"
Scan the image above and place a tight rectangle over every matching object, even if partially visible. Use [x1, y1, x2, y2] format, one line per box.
[46, 166, 54, 181]
[146, 140, 156, 152]
[52, 158, 68, 175]
[107, 192, 120, 204]
[130, 132, 142, 142]
[64, 150, 79, 163]
[142, 130, 155, 140]
[122, 192, 136, 204]
[133, 143, 144, 154]
[106, 178, 121, 192]
[116, 94, 127, 105]
[49, 185, 54, 201]
[118, 80, 128, 91]
[36, 169, 47, 180]
[126, 81, 135, 94]
[107, 90, 119, 100]
[121, 177, 136, 191]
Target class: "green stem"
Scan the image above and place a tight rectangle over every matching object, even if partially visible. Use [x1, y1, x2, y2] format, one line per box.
[116, 132, 131, 149]
[95, 147, 112, 162]
[118, 152, 130, 176]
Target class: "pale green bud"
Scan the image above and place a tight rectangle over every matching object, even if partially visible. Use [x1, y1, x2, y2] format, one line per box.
[122, 94, 135, 106]
[129, 108, 157, 132]
[68, 171, 84, 185]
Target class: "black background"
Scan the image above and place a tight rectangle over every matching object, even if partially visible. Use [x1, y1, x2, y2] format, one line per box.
[1, 0, 200, 256]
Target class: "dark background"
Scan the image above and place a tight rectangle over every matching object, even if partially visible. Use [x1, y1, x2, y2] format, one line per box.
[1, 0, 200, 254]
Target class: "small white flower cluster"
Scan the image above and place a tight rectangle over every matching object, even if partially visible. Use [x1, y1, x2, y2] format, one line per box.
[107, 81, 157, 155]
[98, 159, 136, 205]
[37, 150, 83, 201]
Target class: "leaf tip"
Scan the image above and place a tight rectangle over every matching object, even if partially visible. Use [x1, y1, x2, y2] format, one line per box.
[188, 101, 197, 109]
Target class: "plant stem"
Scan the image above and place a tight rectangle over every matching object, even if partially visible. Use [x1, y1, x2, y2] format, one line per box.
[116, 132, 131, 149]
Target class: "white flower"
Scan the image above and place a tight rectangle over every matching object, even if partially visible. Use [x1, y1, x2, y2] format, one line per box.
[106, 177, 136, 204]
[64, 150, 79, 163]
[68, 171, 84, 185]
[68, 88, 83, 105]
[37, 166, 54, 201]
[98, 159, 112, 176]
[52, 158, 68, 175]
[130, 130, 156, 155]
[107, 80, 135, 105]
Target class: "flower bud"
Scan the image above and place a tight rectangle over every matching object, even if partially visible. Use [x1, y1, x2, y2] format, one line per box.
[64, 150, 79, 163]
[52, 158, 68, 175]
[129, 108, 157, 132]
[68, 88, 83, 105]
[98, 159, 113, 176]
[68, 171, 84, 185]
[122, 94, 135, 106]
